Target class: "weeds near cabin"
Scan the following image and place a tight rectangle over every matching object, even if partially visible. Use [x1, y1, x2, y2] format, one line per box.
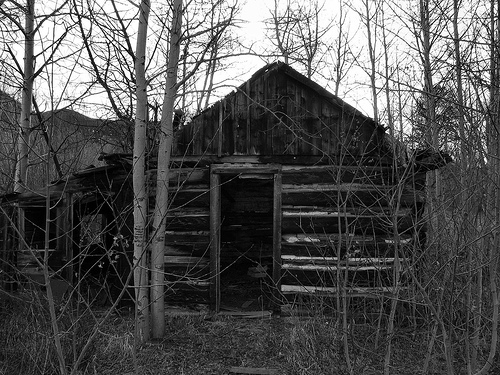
[0, 286, 134, 375]
[0, 291, 96, 375]
[3, 295, 495, 375]
[282, 317, 344, 374]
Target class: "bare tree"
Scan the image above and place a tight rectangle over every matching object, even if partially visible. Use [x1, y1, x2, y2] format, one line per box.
[11, 0, 35, 194]
[133, 0, 151, 344]
[326, 0, 357, 97]
[149, 0, 183, 338]
[266, 0, 332, 79]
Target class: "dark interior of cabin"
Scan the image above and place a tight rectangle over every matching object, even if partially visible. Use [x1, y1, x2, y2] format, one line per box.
[219, 174, 275, 310]
[72, 197, 131, 305]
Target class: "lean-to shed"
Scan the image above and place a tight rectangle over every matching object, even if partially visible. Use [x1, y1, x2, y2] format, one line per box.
[1, 62, 449, 311]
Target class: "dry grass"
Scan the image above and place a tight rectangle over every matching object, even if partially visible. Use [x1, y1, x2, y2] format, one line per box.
[90, 313, 434, 375]
[2, 294, 498, 375]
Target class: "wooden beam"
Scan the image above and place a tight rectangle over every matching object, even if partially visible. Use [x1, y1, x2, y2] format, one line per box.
[272, 171, 282, 311]
[218, 101, 223, 157]
[281, 255, 405, 264]
[211, 163, 281, 175]
[281, 164, 393, 172]
[281, 233, 412, 245]
[282, 182, 392, 192]
[245, 80, 251, 154]
[281, 284, 400, 296]
[282, 263, 393, 271]
[209, 171, 221, 312]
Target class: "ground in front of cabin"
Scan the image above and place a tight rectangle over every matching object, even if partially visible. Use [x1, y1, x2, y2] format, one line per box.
[87, 311, 442, 375]
[1, 297, 494, 375]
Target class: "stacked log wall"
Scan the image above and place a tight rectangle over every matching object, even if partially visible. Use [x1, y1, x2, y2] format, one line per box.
[149, 158, 423, 305]
[148, 167, 212, 304]
[279, 163, 421, 300]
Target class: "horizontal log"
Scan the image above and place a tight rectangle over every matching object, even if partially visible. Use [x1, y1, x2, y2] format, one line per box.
[164, 256, 209, 266]
[281, 255, 404, 264]
[281, 284, 399, 296]
[169, 155, 396, 167]
[282, 165, 393, 185]
[148, 184, 210, 200]
[166, 279, 210, 287]
[280, 244, 402, 259]
[282, 183, 392, 193]
[147, 168, 209, 185]
[165, 208, 209, 218]
[282, 263, 393, 271]
[168, 190, 210, 209]
[19, 248, 56, 254]
[211, 163, 281, 174]
[282, 190, 388, 207]
[281, 233, 412, 245]
[282, 207, 412, 218]
[281, 233, 411, 244]
[164, 217, 209, 231]
[281, 215, 416, 236]
[165, 230, 210, 240]
[282, 188, 424, 208]
[165, 267, 210, 279]
[282, 267, 395, 287]
[169, 183, 210, 191]
[281, 164, 394, 173]
[164, 245, 210, 258]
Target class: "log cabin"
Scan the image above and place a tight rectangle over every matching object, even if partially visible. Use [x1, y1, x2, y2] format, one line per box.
[0, 62, 450, 312]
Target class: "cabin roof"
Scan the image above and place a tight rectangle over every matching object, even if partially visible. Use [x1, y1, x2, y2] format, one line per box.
[190, 61, 380, 130]
[0, 163, 126, 206]
[248, 61, 376, 123]
[176, 61, 385, 158]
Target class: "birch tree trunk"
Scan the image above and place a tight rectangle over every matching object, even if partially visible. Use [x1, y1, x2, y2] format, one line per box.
[419, 1, 454, 373]
[473, 1, 500, 373]
[14, 0, 35, 193]
[150, 0, 183, 338]
[363, 0, 379, 123]
[133, 0, 151, 344]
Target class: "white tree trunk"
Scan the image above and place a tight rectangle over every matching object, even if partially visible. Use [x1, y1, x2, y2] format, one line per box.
[133, 0, 151, 344]
[150, 0, 183, 339]
[14, 0, 35, 193]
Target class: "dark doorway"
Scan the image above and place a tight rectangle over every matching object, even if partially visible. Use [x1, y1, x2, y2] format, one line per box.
[209, 164, 282, 312]
[219, 174, 274, 311]
[73, 196, 128, 306]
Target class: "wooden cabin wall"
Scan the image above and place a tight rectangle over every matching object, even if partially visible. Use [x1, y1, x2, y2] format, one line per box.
[151, 165, 278, 304]
[0, 206, 17, 291]
[150, 166, 273, 302]
[149, 167, 211, 303]
[175, 70, 382, 161]
[154, 157, 425, 306]
[278, 162, 420, 298]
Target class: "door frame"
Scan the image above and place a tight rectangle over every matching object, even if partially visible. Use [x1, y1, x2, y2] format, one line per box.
[209, 163, 282, 312]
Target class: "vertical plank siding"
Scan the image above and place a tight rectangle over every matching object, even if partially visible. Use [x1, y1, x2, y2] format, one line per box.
[176, 63, 385, 162]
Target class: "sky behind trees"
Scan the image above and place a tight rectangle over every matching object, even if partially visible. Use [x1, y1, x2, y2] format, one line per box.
[1, 0, 378, 118]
